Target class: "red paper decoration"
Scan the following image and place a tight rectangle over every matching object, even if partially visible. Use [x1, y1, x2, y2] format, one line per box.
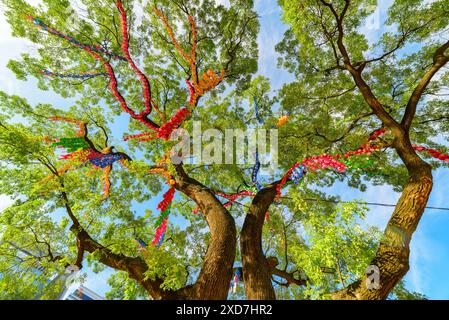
[158, 187, 176, 212]
[157, 108, 191, 141]
[152, 218, 168, 246]
[116, 0, 153, 117]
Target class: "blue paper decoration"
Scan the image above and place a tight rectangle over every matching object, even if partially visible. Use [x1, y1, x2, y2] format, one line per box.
[89, 153, 126, 168]
[290, 165, 306, 185]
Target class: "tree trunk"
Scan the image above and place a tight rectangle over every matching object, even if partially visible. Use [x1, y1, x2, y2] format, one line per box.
[174, 166, 237, 300]
[240, 185, 277, 299]
[333, 132, 433, 299]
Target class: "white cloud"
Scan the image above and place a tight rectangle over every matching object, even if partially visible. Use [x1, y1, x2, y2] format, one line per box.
[0, 195, 13, 212]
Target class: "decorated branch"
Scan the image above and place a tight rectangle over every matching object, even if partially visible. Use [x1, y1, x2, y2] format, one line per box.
[217, 128, 449, 206]
[26, 16, 126, 61]
[41, 117, 131, 199]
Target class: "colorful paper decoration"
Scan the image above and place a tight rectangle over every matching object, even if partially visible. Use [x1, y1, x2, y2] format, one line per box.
[158, 187, 176, 212]
[151, 187, 176, 248]
[341, 157, 374, 170]
[369, 128, 386, 141]
[89, 153, 127, 168]
[152, 217, 168, 247]
[265, 211, 270, 222]
[27, 8, 161, 133]
[413, 145, 449, 162]
[26, 16, 126, 61]
[154, 7, 225, 107]
[241, 185, 258, 193]
[277, 115, 289, 127]
[154, 203, 172, 227]
[52, 137, 90, 156]
[29, 6, 223, 147]
[252, 151, 263, 191]
[124, 132, 155, 142]
[134, 234, 148, 248]
[302, 154, 347, 173]
[157, 108, 191, 141]
[124, 107, 191, 142]
[156, 232, 166, 248]
[125, 9, 224, 144]
[186, 80, 196, 106]
[253, 96, 265, 125]
[360, 128, 449, 163]
[40, 70, 107, 79]
[49, 117, 86, 136]
[45, 117, 130, 198]
[117, 0, 154, 117]
[290, 165, 306, 185]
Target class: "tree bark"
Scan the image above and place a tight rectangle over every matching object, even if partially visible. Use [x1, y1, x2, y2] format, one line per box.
[240, 184, 277, 299]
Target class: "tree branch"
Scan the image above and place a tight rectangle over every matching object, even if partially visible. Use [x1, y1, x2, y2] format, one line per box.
[401, 40, 449, 131]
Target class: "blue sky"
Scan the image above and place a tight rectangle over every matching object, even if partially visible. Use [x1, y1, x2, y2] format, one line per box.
[1, 0, 449, 299]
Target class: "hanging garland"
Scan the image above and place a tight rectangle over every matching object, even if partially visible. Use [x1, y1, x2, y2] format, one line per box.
[151, 187, 176, 248]
[52, 137, 90, 155]
[124, 132, 155, 142]
[158, 187, 176, 212]
[186, 80, 196, 106]
[412, 145, 449, 162]
[241, 184, 258, 193]
[341, 157, 375, 170]
[154, 203, 172, 227]
[274, 135, 383, 200]
[152, 218, 168, 247]
[290, 165, 307, 185]
[154, 6, 225, 108]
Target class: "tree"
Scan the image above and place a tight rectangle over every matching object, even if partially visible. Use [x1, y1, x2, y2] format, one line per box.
[0, 0, 445, 300]
[277, 0, 449, 299]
